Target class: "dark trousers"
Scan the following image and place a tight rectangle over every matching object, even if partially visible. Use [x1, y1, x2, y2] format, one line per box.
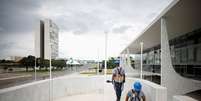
[114, 82, 123, 101]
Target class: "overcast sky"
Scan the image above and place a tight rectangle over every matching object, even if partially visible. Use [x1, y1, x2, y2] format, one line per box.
[0, 0, 173, 60]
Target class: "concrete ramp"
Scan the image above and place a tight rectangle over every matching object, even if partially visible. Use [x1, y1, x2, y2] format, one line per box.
[55, 93, 104, 101]
[54, 76, 167, 101]
[0, 74, 167, 101]
[55, 80, 116, 101]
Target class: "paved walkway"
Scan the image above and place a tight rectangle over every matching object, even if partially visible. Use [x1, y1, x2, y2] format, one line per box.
[54, 80, 115, 101]
[54, 76, 129, 101]
[54, 68, 160, 101]
[55, 93, 104, 101]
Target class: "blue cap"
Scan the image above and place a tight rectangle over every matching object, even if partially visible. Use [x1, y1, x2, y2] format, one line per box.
[114, 60, 120, 64]
[133, 81, 142, 92]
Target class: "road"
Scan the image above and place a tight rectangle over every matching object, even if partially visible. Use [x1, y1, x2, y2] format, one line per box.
[0, 64, 91, 89]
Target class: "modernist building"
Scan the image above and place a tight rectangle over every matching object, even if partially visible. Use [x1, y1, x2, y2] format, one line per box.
[121, 0, 201, 100]
[35, 19, 59, 59]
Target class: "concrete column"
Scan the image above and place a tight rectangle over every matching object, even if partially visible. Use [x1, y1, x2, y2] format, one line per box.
[126, 48, 131, 68]
[161, 17, 201, 101]
[123, 51, 126, 68]
[120, 54, 124, 68]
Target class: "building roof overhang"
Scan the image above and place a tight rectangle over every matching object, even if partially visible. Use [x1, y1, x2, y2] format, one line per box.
[121, 0, 201, 54]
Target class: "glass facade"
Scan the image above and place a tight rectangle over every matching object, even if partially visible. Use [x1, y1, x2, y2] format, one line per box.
[143, 46, 161, 84]
[143, 46, 161, 74]
[133, 28, 201, 83]
[131, 45, 161, 84]
[168, 28, 201, 80]
[139, 28, 201, 83]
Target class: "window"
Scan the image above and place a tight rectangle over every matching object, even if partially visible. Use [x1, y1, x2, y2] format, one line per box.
[168, 27, 201, 80]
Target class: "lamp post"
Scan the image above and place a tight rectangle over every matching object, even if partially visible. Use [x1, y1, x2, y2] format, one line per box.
[103, 31, 108, 101]
[104, 31, 108, 78]
[97, 49, 100, 75]
[50, 47, 52, 81]
[49, 43, 52, 101]
[32, 48, 37, 81]
[140, 42, 143, 79]
[34, 57, 37, 81]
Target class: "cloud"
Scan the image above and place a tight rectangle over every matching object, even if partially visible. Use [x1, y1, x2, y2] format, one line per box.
[0, 27, 3, 32]
[0, 33, 34, 59]
[0, 42, 14, 51]
[0, 0, 174, 59]
[0, 0, 43, 34]
[53, 9, 113, 35]
[0, 0, 173, 35]
[112, 25, 132, 34]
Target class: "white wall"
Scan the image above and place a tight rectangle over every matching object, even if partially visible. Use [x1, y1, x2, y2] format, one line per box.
[0, 75, 166, 101]
[0, 80, 50, 101]
[52, 76, 104, 98]
[0, 76, 104, 101]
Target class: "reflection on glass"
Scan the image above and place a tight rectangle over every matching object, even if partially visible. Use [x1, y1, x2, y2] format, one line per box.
[169, 28, 201, 80]
[131, 45, 161, 84]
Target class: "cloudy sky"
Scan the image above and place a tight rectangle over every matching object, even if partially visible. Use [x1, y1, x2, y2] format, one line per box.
[0, 0, 173, 60]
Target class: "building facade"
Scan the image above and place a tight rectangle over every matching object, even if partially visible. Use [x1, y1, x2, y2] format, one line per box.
[121, 0, 201, 100]
[35, 19, 59, 59]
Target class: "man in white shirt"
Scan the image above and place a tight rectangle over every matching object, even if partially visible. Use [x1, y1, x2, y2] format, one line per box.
[112, 60, 125, 101]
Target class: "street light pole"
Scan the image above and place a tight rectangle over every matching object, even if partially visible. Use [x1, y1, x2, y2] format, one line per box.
[104, 31, 108, 78]
[49, 44, 52, 101]
[140, 42, 143, 79]
[50, 45, 52, 81]
[31, 48, 37, 81]
[34, 57, 37, 81]
[103, 31, 108, 101]
[97, 49, 100, 75]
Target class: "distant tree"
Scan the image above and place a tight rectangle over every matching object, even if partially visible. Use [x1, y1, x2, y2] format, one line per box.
[27, 55, 35, 69]
[42, 59, 50, 70]
[101, 57, 117, 69]
[19, 57, 28, 71]
[19, 55, 35, 72]
[107, 57, 116, 69]
[0, 59, 14, 63]
[36, 58, 41, 69]
[35, 58, 49, 70]
[0, 59, 5, 63]
[18, 56, 67, 71]
[52, 59, 66, 70]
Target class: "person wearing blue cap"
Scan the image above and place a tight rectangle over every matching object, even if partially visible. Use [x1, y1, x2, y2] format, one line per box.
[112, 59, 125, 101]
[125, 81, 146, 101]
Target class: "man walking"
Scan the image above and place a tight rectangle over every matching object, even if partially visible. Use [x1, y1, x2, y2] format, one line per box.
[112, 60, 126, 101]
